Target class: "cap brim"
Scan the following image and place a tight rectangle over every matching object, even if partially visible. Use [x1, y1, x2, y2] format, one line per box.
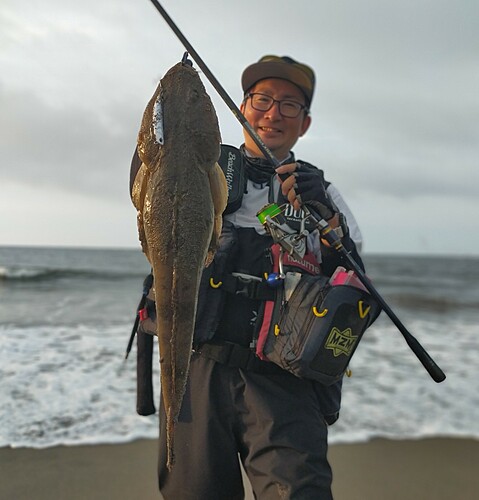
[242, 61, 313, 104]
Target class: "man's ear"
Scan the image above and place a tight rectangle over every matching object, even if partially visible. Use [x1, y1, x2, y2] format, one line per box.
[300, 114, 312, 137]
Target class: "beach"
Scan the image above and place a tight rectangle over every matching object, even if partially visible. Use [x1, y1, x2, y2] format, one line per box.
[1, 437, 478, 499]
[2, 247, 479, 498]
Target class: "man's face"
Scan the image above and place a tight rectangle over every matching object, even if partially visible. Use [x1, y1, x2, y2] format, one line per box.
[240, 78, 311, 160]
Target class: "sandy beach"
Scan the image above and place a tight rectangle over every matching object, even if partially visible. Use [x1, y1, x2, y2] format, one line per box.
[1, 437, 478, 499]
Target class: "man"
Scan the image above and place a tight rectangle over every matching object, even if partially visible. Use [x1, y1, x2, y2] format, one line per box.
[133, 55, 364, 499]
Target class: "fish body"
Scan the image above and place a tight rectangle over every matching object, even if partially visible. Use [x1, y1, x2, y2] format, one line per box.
[132, 62, 227, 468]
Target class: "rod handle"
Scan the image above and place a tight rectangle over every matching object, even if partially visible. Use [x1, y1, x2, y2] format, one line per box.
[341, 250, 447, 383]
[395, 318, 446, 383]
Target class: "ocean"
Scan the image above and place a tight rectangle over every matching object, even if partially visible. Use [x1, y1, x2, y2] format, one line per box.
[1, 246, 478, 449]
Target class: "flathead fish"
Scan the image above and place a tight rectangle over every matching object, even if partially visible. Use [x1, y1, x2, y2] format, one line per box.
[132, 61, 227, 469]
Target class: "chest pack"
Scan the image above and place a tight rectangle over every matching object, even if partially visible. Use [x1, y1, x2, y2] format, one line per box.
[253, 198, 381, 384]
[255, 249, 381, 385]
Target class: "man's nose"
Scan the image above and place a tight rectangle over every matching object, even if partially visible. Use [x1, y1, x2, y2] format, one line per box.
[265, 100, 282, 119]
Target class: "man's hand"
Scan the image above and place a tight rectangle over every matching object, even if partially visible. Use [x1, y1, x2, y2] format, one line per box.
[276, 163, 338, 220]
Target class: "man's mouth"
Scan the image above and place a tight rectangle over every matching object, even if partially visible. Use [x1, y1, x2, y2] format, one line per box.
[259, 126, 282, 134]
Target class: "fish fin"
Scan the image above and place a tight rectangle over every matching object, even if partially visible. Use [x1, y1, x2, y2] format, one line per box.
[209, 162, 228, 215]
[205, 162, 228, 266]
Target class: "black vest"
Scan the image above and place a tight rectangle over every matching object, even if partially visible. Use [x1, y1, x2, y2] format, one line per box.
[193, 144, 325, 347]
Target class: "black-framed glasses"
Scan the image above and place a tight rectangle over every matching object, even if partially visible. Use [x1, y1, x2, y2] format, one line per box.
[245, 93, 308, 118]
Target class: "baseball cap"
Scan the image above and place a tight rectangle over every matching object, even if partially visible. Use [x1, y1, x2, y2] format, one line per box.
[241, 55, 315, 106]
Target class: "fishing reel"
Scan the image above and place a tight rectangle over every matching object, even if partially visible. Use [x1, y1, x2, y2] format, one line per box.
[256, 203, 309, 261]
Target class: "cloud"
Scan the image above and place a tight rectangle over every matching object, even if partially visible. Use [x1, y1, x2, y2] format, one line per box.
[1, 0, 478, 253]
[0, 84, 135, 201]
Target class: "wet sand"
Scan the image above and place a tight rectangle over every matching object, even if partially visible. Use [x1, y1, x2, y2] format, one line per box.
[1, 437, 478, 499]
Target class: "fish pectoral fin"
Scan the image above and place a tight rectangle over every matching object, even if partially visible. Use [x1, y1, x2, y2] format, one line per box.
[131, 163, 150, 211]
[205, 162, 228, 267]
[205, 215, 222, 267]
[132, 163, 152, 258]
[205, 252, 214, 268]
[208, 162, 228, 215]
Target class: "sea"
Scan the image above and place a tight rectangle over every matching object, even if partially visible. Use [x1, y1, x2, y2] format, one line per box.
[1, 246, 478, 449]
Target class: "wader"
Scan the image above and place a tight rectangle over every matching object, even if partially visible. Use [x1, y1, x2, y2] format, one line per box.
[158, 353, 333, 500]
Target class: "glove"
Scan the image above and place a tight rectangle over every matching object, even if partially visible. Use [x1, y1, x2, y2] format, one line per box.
[294, 167, 338, 221]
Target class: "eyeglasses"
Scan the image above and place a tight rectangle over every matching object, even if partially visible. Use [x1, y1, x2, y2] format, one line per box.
[245, 92, 308, 118]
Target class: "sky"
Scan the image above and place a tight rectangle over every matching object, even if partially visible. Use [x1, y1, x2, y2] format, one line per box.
[1, 0, 478, 256]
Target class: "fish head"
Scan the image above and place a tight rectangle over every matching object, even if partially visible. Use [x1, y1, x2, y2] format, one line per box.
[161, 63, 221, 170]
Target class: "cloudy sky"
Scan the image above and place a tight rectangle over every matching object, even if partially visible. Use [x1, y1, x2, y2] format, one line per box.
[1, 0, 478, 255]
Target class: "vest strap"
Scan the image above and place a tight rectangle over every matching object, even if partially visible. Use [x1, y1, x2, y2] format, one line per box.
[198, 340, 283, 374]
[221, 274, 275, 301]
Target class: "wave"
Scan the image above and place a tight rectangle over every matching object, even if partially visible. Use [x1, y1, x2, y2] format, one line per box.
[383, 292, 479, 312]
[2, 266, 477, 312]
[2, 317, 478, 449]
[0, 266, 147, 282]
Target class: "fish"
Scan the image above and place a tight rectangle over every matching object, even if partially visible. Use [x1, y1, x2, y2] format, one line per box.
[131, 61, 228, 469]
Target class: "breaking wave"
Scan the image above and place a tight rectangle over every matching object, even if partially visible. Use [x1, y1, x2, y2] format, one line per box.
[0, 266, 145, 282]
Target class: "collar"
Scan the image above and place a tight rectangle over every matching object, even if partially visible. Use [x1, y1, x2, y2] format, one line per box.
[241, 145, 295, 185]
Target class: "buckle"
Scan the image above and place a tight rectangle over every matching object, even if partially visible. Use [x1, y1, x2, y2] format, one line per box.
[229, 343, 253, 368]
[199, 341, 254, 370]
[235, 275, 259, 298]
[230, 272, 262, 298]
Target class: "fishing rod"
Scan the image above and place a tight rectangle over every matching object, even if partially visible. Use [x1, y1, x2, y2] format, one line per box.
[148, 0, 280, 167]
[147, 0, 446, 383]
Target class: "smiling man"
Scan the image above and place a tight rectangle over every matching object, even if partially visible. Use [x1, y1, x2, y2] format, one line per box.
[146, 55, 366, 499]
[240, 78, 311, 161]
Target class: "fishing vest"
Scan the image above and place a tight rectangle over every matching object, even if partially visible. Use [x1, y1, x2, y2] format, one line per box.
[193, 144, 325, 347]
